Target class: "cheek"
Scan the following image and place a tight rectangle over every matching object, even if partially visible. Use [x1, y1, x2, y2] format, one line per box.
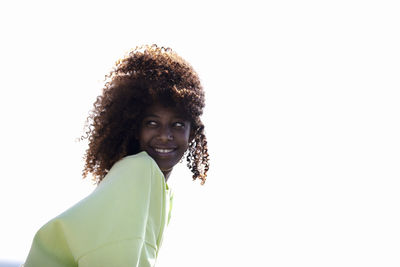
[138, 130, 150, 148]
[181, 131, 191, 150]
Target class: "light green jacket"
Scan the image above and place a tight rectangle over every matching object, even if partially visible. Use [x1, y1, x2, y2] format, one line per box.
[24, 151, 173, 267]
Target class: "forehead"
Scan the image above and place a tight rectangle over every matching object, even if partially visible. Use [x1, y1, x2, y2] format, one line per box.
[144, 103, 187, 119]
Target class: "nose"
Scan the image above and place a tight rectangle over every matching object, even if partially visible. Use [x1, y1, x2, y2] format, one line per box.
[158, 126, 173, 141]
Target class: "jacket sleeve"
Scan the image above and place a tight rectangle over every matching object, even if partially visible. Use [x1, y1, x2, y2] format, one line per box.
[76, 155, 162, 267]
[24, 152, 164, 267]
[23, 219, 77, 267]
[77, 238, 157, 267]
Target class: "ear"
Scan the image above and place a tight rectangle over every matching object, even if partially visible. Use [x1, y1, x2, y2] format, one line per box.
[189, 127, 195, 143]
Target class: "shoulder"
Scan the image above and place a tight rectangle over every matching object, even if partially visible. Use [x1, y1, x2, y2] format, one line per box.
[111, 151, 159, 174]
[102, 151, 163, 185]
[57, 152, 162, 219]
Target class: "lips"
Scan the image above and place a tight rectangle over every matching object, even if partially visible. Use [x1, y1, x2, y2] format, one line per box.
[154, 148, 175, 153]
[152, 146, 177, 156]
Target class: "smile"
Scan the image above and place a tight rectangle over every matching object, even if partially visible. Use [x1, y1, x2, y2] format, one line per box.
[153, 147, 176, 154]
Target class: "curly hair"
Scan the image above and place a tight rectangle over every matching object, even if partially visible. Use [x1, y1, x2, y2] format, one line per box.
[82, 45, 209, 185]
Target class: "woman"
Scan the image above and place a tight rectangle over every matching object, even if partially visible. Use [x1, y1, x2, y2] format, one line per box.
[24, 44, 209, 267]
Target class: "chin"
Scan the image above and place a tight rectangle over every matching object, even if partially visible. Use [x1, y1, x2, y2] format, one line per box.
[157, 162, 175, 173]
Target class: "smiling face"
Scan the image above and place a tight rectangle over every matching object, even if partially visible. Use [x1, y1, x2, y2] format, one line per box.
[139, 103, 191, 180]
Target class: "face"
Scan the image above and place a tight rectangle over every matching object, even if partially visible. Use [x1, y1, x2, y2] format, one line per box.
[139, 103, 191, 179]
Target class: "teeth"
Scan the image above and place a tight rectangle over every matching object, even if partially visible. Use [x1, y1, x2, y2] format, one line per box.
[155, 148, 174, 153]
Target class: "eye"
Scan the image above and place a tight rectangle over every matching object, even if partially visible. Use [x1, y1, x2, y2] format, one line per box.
[173, 121, 185, 128]
[145, 120, 158, 127]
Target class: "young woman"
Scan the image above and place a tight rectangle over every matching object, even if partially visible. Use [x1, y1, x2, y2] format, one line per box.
[23, 45, 209, 267]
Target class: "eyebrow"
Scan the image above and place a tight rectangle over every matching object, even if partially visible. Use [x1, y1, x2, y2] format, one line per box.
[143, 113, 160, 118]
[143, 113, 187, 120]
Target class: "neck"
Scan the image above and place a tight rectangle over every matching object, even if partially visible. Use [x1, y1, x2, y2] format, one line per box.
[163, 170, 171, 182]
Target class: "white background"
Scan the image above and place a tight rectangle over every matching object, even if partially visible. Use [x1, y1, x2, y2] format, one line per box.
[0, 0, 399, 266]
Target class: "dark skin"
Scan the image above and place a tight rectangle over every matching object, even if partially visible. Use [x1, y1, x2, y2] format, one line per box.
[139, 103, 192, 181]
